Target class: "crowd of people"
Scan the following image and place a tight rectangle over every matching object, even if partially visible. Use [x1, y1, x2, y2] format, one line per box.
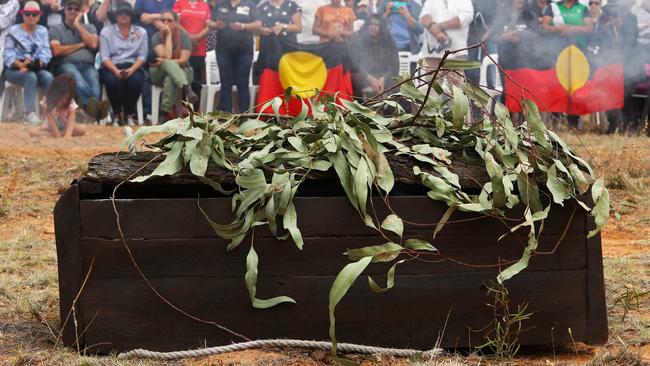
[0, 0, 649, 137]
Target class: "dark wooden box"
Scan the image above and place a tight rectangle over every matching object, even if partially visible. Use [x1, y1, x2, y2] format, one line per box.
[54, 158, 607, 354]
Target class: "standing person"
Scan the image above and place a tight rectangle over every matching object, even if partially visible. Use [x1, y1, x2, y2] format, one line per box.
[258, 0, 302, 46]
[49, 0, 108, 120]
[3, 1, 54, 124]
[542, 0, 593, 129]
[295, 0, 328, 43]
[149, 10, 198, 121]
[173, 0, 212, 108]
[98, 2, 148, 125]
[0, 0, 20, 53]
[466, 0, 499, 85]
[529, 0, 550, 23]
[350, 14, 399, 97]
[135, 0, 175, 40]
[28, 74, 87, 137]
[419, 0, 474, 85]
[494, 0, 539, 84]
[313, 0, 357, 43]
[378, 0, 424, 53]
[212, 0, 261, 112]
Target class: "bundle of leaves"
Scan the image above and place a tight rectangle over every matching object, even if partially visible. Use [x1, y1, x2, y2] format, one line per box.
[125, 75, 609, 352]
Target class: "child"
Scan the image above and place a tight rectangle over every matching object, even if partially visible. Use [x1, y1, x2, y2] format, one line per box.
[28, 75, 87, 138]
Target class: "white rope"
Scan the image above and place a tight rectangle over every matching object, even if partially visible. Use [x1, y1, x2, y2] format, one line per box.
[117, 339, 444, 360]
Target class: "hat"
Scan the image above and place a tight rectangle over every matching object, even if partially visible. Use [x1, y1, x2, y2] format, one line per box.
[64, 0, 83, 7]
[114, 2, 135, 17]
[20, 1, 43, 15]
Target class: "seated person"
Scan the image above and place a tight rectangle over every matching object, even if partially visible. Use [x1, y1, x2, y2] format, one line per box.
[98, 2, 148, 125]
[49, 0, 108, 120]
[149, 10, 197, 121]
[350, 14, 399, 97]
[3, 1, 54, 124]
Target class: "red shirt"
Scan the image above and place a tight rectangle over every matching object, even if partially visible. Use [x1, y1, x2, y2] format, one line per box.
[173, 0, 212, 56]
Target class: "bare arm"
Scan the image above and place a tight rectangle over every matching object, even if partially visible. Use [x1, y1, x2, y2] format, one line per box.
[312, 14, 327, 37]
[175, 49, 190, 66]
[290, 11, 302, 33]
[95, 0, 111, 23]
[63, 109, 77, 138]
[154, 30, 172, 59]
[74, 18, 99, 49]
[46, 113, 62, 138]
[50, 40, 84, 57]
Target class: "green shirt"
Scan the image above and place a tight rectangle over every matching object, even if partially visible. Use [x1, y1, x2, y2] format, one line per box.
[545, 1, 590, 48]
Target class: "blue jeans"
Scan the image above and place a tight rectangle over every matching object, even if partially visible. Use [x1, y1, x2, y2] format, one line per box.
[4, 68, 53, 113]
[216, 49, 253, 112]
[56, 63, 100, 107]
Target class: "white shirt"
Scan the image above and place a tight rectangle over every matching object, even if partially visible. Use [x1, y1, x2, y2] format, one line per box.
[419, 0, 473, 59]
[296, 0, 329, 44]
[632, 0, 650, 45]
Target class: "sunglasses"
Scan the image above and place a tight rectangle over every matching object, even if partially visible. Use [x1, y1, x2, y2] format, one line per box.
[589, 1, 600, 5]
[23, 12, 40, 17]
[161, 18, 174, 23]
[66, 6, 80, 11]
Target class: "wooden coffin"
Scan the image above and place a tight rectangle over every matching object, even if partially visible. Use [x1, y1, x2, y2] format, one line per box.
[54, 153, 607, 354]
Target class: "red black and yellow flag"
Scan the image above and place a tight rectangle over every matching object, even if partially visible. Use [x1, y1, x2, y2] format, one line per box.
[504, 44, 624, 115]
[256, 37, 354, 115]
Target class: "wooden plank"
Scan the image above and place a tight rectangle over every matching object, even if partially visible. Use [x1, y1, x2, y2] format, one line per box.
[79, 151, 490, 191]
[53, 185, 85, 349]
[79, 270, 589, 353]
[79, 197, 586, 239]
[585, 212, 608, 344]
[79, 232, 587, 279]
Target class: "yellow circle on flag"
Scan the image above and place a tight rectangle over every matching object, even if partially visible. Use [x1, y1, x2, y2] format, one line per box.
[555, 45, 590, 96]
[278, 51, 328, 99]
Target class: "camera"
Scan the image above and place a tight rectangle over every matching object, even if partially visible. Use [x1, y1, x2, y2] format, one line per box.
[432, 38, 451, 53]
[391, 1, 408, 12]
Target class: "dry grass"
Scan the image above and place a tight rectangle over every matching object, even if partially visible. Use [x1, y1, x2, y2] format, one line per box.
[0, 124, 648, 365]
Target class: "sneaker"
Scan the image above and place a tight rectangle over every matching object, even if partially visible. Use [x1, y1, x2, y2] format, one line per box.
[126, 115, 136, 126]
[97, 100, 110, 120]
[26, 112, 41, 125]
[86, 98, 99, 120]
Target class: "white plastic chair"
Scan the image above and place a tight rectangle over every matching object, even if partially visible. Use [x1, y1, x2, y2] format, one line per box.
[201, 50, 220, 113]
[150, 85, 163, 125]
[398, 51, 412, 76]
[0, 82, 26, 122]
[101, 85, 144, 125]
[479, 54, 502, 112]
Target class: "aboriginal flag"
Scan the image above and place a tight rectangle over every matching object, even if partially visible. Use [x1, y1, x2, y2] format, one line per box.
[504, 42, 624, 115]
[256, 37, 354, 115]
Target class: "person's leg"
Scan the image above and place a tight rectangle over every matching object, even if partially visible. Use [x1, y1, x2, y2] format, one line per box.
[36, 69, 53, 93]
[124, 69, 145, 116]
[71, 123, 87, 136]
[151, 65, 176, 113]
[567, 115, 580, 130]
[160, 59, 190, 88]
[5, 69, 38, 113]
[216, 50, 235, 112]
[99, 67, 123, 115]
[188, 56, 205, 110]
[234, 51, 253, 112]
[80, 63, 101, 100]
[58, 63, 93, 107]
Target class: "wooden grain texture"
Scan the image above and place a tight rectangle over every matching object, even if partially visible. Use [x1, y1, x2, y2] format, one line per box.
[53, 185, 85, 348]
[79, 151, 490, 190]
[78, 197, 584, 240]
[79, 270, 589, 353]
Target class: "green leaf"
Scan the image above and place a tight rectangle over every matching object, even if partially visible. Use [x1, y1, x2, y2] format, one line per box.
[443, 59, 481, 70]
[516, 172, 543, 213]
[546, 164, 570, 205]
[484, 152, 506, 209]
[368, 260, 405, 293]
[131, 142, 184, 182]
[452, 86, 469, 130]
[283, 201, 304, 249]
[245, 244, 296, 309]
[380, 214, 404, 238]
[523, 99, 551, 150]
[329, 256, 372, 354]
[189, 134, 212, 177]
[344, 242, 403, 262]
[433, 205, 457, 240]
[588, 178, 610, 238]
[569, 163, 590, 195]
[403, 238, 437, 252]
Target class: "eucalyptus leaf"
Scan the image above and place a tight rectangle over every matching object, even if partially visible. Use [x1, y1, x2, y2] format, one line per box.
[381, 214, 404, 238]
[245, 244, 296, 309]
[368, 260, 405, 293]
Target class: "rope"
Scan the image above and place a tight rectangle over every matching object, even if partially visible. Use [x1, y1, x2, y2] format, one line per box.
[117, 339, 444, 361]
